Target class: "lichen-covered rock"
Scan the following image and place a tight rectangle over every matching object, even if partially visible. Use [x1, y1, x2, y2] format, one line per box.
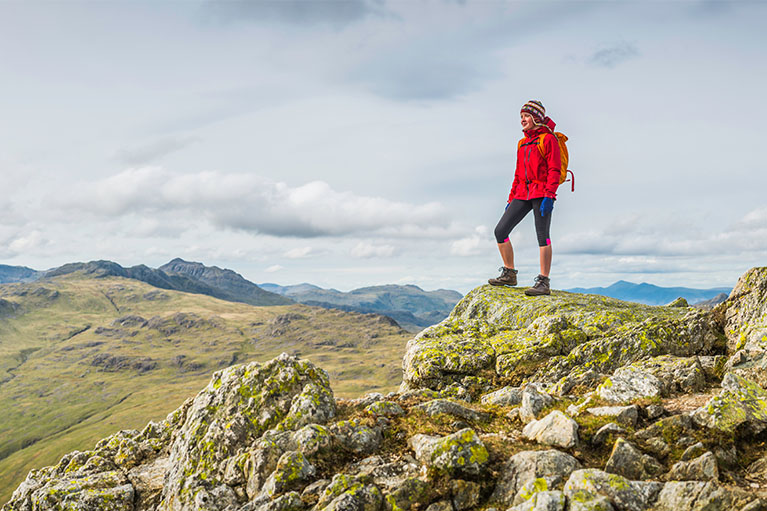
[679, 442, 706, 462]
[652, 481, 755, 510]
[331, 420, 382, 456]
[604, 439, 663, 481]
[480, 386, 523, 406]
[509, 490, 566, 511]
[346, 455, 420, 493]
[401, 286, 724, 391]
[321, 484, 383, 511]
[365, 401, 405, 417]
[292, 424, 332, 457]
[563, 469, 662, 511]
[450, 479, 480, 511]
[11, 470, 134, 511]
[722, 267, 767, 353]
[415, 399, 491, 422]
[567, 491, 615, 511]
[241, 491, 305, 511]
[585, 406, 639, 428]
[725, 348, 767, 389]
[595, 367, 663, 404]
[260, 451, 316, 498]
[160, 354, 335, 510]
[616, 356, 708, 396]
[490, 449, 580, 507]
[690, 372, 767, 435]
[383, 477, 431, 511]
[409, 428, 489, 477]
[666, 452, 718, 482]
[522, 411, 579, 449]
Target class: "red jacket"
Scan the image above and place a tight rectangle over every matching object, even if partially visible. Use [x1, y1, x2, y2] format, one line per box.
[508, 117, 561, 202]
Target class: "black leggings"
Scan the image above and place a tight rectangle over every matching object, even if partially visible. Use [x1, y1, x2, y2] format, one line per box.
[494, 198, 552, 247]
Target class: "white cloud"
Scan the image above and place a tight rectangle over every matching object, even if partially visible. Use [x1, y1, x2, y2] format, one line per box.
[450, 225, 489, 256]
[350, 242, 396, 258]
[7, 230, 46, 254]
[265, 265, 284, 273]
[284, 247, 318, 259]
[59, 167, 449, 238]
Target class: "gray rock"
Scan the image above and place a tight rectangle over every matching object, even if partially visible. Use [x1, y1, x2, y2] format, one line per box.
[490, 449, 580, 507]
[350, 456, 420, 493]
[331, 419, 382, 455]
[591, 423, 627, 447]
[690, 372, 767, 435]
[260, 451, 316, 498]
[520, 386, 555, 423]
[679, 442, 706, 461]
[158, 354, 334, 510]
[13, 471, 134, 511]
[666, 452, 719, 482]
[645, 404, 665, 420]
[725, 349, 767, 389]
[450, 479, 480, 511]
[722, 267, 767, 354]
[481, 386, 523, 406]
[653, 481, 755, 510]
[620, 356, 707, 396]
[643, 438, 671, 460]
[563, 469, 662, 511]
[585, 406, 639, 428]
[409, 428, 489, 477]
[566, 491, 615, 511]
[243, 491, 305, 511]
[322, 485, 383, 511]
[509, 490, 566, 511]
[522, 411, 579, 449]
[595, 367, 662, 404]
[365, 401, 405, 417]
[302, 479, 330, 501]
[424, 501, 454, 511]
[604, 438, 663, 481]
[415, 399, 491, 423]
[383, 478, 431, 511]
[292, 424, 332, 457]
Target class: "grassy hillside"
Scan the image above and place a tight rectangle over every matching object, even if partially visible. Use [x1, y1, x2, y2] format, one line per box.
[0, 273, 411, 503]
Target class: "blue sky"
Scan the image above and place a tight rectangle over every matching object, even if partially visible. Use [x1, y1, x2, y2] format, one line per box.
[1, 0, 765, 293]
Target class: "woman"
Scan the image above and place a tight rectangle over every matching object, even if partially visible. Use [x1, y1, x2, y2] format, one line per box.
[488, 100, 561, 296]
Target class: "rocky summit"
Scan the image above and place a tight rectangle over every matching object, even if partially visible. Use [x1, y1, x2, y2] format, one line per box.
[6, 267, 767, 511]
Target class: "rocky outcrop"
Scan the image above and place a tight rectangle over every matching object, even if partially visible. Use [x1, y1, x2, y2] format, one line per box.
[7, 267, 767, 511]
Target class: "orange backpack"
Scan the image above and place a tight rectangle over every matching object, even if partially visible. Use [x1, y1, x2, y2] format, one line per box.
[518, 131, 574, 192]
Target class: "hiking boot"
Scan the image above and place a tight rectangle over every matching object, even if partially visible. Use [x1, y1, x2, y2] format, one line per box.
[525, 274, 551, 296]
[488, 267, 518, 286]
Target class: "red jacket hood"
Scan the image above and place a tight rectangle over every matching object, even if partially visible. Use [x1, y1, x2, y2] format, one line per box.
[523, 116, 556, 139]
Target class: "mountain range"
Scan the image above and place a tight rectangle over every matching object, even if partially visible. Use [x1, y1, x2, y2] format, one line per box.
[0, 260, 463, 332]
[260, 282, 463, 332]
[565, 280, 731, 306]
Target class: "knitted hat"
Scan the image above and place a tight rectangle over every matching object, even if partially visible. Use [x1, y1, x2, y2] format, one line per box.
[521, 100, 545, 123]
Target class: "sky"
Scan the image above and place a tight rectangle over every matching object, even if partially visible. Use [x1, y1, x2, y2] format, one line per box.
[1, 0, 765, 294]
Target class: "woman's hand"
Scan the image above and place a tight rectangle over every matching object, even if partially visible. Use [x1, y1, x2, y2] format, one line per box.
[540, 197, 554, 217]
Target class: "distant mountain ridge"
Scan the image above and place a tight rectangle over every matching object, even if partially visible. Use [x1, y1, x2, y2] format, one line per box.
[260, 282, 463, 332]
[46, 259, 292, 306]
[566, 280, 731, 306]
[0, 265, 41, 284]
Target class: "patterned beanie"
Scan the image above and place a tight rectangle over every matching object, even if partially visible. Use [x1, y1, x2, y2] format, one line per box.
[521, 100, 546, 123]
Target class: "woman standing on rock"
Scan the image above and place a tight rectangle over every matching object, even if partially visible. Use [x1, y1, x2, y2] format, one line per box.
[488, 100, 562, 296]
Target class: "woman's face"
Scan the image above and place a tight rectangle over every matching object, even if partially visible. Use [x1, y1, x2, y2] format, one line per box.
[520, 112, 536, 130]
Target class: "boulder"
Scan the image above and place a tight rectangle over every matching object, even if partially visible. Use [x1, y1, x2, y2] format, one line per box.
[415, 399, 491, 422]
[617, 356, 708, 396]
[481, 386, 523, 406]
[450, 479, 480, 511]
[490, 449, 580, 507]
[520, 386, 555, 423]
[331, 420, 382, 456]
[604, 439, 663, 481]
[509, 490, 566, 511]
[691, 372, 767, 435]
[159, 354, 335, 510]
[563, 469, 662, 511]
[585, 406, 639, 428]
[666, 452, 719, 482]
[409, 428, 489, 477]
[652, 481, 755, 510]
[566, 491, 615, 511]
[595, 367, 662, 404]
[383, 478, 431, 511]
[522, 411, 579, 449]
[365, 401, 405, 417]
[722, 267, 767, 353]
[591, 423, 627, 447]
[260, 451, 316, 498]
